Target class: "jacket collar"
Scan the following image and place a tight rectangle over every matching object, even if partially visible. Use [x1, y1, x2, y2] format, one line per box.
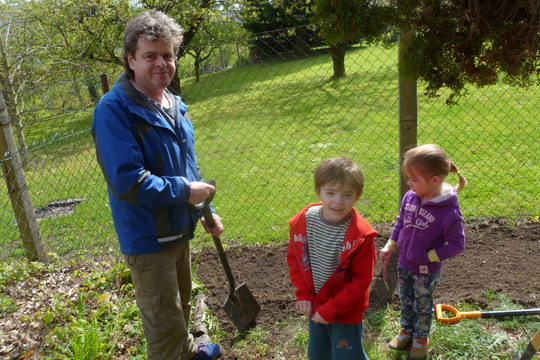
[116, 74, 178, 115]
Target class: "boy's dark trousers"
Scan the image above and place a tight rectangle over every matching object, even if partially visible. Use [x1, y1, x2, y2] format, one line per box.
[308, 318, 369, 360]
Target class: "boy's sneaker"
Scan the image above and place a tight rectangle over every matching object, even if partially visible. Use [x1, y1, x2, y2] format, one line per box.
[191, 343, 222, 360]
[410, 337, 429, 359]
[388, 329, 412, 350]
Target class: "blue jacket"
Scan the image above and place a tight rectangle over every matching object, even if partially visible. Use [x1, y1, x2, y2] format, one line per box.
[92, 75, 202, 255]
[390, 186, 466, 274]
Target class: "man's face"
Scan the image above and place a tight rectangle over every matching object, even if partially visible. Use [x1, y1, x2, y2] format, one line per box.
[127, 38, 176, 97]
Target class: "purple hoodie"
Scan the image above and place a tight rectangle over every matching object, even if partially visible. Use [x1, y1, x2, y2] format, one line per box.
[391, 185, 465, 274]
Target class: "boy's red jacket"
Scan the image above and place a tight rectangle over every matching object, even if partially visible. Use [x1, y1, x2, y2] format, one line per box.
[287, 203, 378, 324]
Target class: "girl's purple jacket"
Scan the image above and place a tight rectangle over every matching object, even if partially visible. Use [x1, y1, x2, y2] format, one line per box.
[391, 186, 466, 274]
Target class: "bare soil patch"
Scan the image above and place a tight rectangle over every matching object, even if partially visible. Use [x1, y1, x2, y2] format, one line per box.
[2, 220, 539, 359]
[195, 220, 540, 359]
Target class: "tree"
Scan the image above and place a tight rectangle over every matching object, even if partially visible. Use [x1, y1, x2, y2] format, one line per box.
[0, 0, 133, 164]
[139, 0, 243, 94]
[0, 15, 34, 165]
[243, 0, 316, 58]
[0, 5, 68, 165]
[396, 0, 540, 104]
[186, 20, 247, 82]
[312, 0, 392, 78]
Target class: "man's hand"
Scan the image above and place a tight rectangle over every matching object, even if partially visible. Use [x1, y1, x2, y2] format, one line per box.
[200, 213, 223, 237]
[188, 181, 216, 205]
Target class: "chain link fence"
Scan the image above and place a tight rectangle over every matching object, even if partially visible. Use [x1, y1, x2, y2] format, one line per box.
[1, 27, 538, 261]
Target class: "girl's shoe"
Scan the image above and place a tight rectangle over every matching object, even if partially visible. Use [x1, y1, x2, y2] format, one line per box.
[388, 329, 412, 350]
[410, 337, 429, 359]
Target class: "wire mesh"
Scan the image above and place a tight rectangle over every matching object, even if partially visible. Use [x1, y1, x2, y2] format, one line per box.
[1, 27, 538, 261]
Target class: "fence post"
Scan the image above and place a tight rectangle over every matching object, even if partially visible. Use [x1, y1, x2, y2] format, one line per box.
[0, 90, 45, 262]
[398, 28, 418, 201]
[100, 73, 110, 95]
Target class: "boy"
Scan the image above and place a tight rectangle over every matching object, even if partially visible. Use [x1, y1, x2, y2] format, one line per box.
[287, 156, 378, 360]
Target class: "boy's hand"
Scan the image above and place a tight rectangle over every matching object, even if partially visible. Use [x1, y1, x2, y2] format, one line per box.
[295, 300, 313, 316]
[312, 312, 330, 324]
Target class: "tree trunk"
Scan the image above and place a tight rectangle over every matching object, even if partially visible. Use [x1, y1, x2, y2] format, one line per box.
[0, 91, 45, 262]
[195, 57, 201, 82]
[169, 0, 212, 96]
[87, 81, 100, 103]
[330, 41, 347, 78]
[170, 69, 182, 96]
[398, 29, 418, 201]
[293, 26, 309, 57]
[14, 120, 28, 166]
[0, 38, 29, 166]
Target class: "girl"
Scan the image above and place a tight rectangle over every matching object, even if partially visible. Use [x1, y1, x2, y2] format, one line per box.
[379, 144, 467, 359]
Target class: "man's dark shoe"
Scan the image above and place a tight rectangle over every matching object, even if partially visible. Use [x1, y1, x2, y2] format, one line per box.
[191, 343, 222, 360]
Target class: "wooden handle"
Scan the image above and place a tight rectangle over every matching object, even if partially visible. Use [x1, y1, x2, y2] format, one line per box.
[200, 179, 237, 296]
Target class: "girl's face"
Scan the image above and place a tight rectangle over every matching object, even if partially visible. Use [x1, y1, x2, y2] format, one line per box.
[406, 167, 442, 201]
[316, 181, 359, 222]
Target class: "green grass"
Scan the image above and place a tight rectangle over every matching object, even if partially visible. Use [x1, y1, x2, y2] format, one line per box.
[2, 257, 538, 359]
[184, 45, 402, 232]
[1, 42, 538, 255]
[363, 293, 540, 360]
[181, 44, 539, 244]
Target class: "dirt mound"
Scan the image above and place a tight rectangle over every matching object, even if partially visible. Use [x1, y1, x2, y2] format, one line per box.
[195, 220, 540, 358]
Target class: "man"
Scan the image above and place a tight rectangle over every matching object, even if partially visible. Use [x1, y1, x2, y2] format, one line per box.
[92, 11, 222, 360]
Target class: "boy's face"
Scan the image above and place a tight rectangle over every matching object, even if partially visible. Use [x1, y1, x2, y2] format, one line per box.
[316, 181, 360, 223]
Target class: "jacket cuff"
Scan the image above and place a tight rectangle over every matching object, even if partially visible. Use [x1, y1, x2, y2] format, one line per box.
[384, 239, 398, 252]
[317, 305, 335, 323]
[428, 249, 441, 262]
[185, 184, 191, 202]
[180, 177, 191, 202]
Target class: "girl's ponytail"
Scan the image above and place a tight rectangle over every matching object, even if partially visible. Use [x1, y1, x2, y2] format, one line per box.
[450, 161, 467, 191]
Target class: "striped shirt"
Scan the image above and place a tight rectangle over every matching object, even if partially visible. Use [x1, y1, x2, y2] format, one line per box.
[306, 205, 351, 292]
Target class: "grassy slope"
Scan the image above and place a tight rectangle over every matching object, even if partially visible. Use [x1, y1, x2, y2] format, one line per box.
[181, 45, 539, 245]
[1, 43, 539, 255]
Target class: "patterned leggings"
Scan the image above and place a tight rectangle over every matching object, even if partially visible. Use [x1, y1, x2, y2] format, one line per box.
[397, 263, 442, 338]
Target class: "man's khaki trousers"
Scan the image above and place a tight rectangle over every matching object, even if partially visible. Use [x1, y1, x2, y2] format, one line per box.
[124, 242, 198, 360]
